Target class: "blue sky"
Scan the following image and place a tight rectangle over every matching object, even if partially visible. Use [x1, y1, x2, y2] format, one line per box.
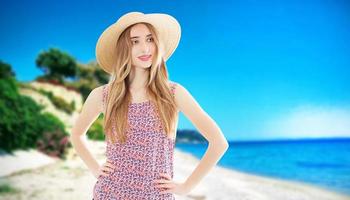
[1, 0, 349, 141]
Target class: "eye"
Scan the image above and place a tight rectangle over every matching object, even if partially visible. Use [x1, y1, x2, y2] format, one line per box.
[147, 37, 154, 42]
[132, 40, 139, 44]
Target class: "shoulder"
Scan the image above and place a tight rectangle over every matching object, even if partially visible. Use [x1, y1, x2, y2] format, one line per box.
[167, 80, 180, 95]
[167, 79, 186, 95]
[169, 82, 207, 122]
[88, 84, 106, 99]
[83, 84, 108, 112]
[171, 81, 188, 99]
[167, 80, 193, 111]
[167, 79, 185, 93]
[167, 80, 178, 88]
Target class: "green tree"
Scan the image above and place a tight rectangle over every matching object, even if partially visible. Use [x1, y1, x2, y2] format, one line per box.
[65, 61, 109, 100]
[36, 48, 77, 83]
[0, 60, 15, 78]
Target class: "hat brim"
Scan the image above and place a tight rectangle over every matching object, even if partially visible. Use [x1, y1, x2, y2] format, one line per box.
[95, 12, 181, 74]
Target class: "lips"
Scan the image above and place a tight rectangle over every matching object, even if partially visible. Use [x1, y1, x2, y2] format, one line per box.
[138, 55, 152, 61]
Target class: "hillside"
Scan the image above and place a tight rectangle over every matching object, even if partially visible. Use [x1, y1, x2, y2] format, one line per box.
[18, 81, 84, 133]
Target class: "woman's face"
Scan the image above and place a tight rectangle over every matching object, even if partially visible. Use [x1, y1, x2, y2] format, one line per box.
[130, 23, 156, 69]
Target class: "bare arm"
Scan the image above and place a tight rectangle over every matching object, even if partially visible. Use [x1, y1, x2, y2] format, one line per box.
[174, 83, 229, 191]
[69, 86, 103, 178]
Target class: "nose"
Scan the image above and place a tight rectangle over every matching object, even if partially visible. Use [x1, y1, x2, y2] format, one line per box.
[141, 41, 150, 54]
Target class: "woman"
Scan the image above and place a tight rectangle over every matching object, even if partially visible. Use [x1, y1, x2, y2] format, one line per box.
[70, 11, 229, 199]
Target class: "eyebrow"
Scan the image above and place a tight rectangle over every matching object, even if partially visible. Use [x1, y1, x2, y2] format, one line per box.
[130, 34, 152, 39]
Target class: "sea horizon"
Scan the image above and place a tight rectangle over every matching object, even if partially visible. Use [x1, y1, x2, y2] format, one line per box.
[176, 137, 350, 196]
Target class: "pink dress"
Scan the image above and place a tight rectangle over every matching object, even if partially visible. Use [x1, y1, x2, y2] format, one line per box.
[92, 82, 178, 200]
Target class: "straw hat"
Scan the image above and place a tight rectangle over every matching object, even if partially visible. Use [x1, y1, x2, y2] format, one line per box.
[95, 11, 181, 74]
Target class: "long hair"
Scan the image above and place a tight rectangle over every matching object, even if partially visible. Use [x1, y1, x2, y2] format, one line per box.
[103, 22, 177, 144]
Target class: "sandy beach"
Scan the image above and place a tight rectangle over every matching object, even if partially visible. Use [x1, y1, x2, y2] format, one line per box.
[0, 140, 349, 200]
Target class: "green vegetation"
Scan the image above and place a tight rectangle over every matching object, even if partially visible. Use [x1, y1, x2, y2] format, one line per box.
[0, 61, 70, 158]
[0, 183, 19, 194]
[65, 61, 109, 100]
[36, 48, 77, 84]
[34, 48, 109, 101]
[37, 89, 75, 114]
[87, 115, 105, 141]
[1, 46, 110, 158]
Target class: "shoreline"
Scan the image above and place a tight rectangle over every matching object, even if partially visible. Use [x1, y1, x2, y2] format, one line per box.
[0, 140, 349, 200]
[175, 147, 349, 196]
[172, 148, 350, 200]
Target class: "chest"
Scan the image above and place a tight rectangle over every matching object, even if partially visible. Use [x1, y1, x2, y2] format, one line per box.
[127, 104, 178, 140]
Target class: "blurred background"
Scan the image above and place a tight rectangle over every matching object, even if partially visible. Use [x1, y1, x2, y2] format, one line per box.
[1, 0, 349, 199]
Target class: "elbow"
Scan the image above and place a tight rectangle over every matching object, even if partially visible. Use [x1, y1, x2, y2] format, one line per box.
[210, 139, 229, 152]
[221, 138, 229, 151]
[222, 140, 229, 151]
[219, 141, 229, 156]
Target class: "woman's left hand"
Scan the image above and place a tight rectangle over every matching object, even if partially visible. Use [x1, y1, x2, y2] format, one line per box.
[153, 173, 190, 196]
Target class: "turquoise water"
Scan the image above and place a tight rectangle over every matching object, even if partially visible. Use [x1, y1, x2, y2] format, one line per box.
[175, 138, 350, 196]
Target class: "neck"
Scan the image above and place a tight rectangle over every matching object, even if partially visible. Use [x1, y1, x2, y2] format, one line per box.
[128, 66, 149, 90]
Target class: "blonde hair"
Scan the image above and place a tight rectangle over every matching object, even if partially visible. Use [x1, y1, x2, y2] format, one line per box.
[103, 22, 177, 144]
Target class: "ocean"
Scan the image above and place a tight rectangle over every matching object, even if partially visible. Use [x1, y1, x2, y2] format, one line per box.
[175, 138, 350, 196]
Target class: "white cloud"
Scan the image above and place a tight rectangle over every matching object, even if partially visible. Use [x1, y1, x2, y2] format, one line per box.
[262, 104, 350, 139]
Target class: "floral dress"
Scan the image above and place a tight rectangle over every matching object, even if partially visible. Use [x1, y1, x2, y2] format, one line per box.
[92, 82, 178, 200]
